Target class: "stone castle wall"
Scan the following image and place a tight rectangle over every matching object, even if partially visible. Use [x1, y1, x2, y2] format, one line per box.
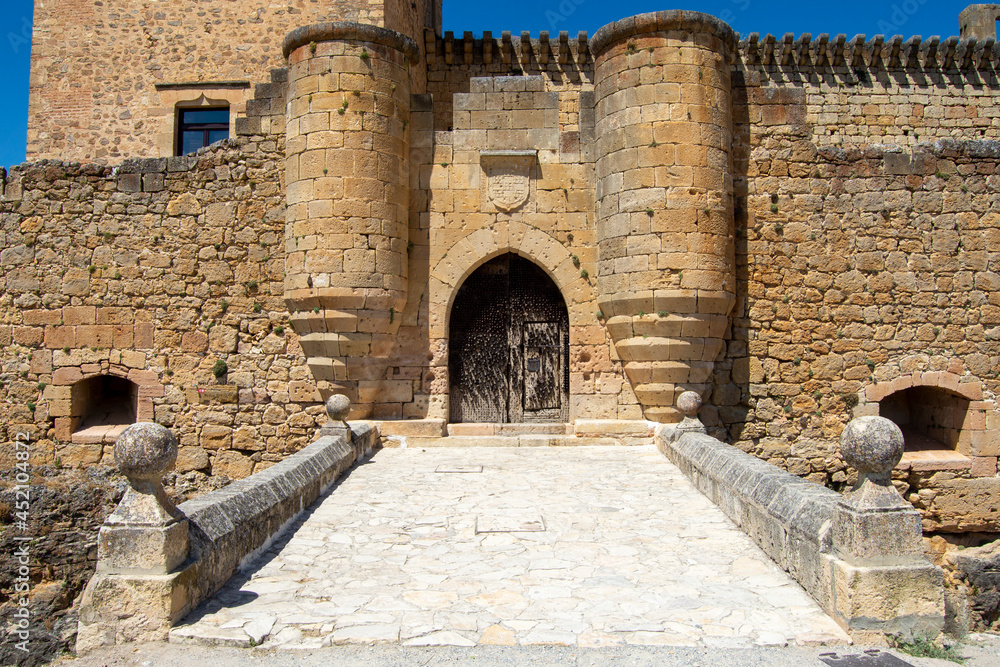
[0, 125, 330, 477]
[6, 5, 1000, 529]
[724, 45, 1000, 531]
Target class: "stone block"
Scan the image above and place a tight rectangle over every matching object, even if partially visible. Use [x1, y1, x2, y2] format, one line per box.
[232, 426, 264, 451]
[211, 450, 253, 479]
[289, 380, 321, 403]
[142, 173, 165, 192]
[14, 326, 43, 346]
[375, 419, 446, 437]
[969, 431, 1000, 457]
[971, 456, 997, 477]
[57, 444, 103, 466]
[235, 117, 261, 136]
[447, 423, 495, 436]
[209, 326, 238, 353]
[121, 350, 146, 369]
[117, 173, 142, 192]
[77, 325, 114, 348]
[379, 380, 413, 403]
[200, 425, 232, 450]
[181, 331, 208, 352]
[135, 323, 154, 349]
[23, 310, 61, 326]
[827, 556, 944, 642]
[54, 417, 73, 442]
[76, 568, 192, 653]
[53, 366, 84, 385]
[98, 520, 188, 574]
[44, 326, 76, 349]
[573, 419, 654, 437]
[834, 501, 925, 561]
[175, 446, 209, 473]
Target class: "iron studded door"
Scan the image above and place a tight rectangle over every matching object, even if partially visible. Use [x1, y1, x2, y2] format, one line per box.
[449, 258, 510, 423]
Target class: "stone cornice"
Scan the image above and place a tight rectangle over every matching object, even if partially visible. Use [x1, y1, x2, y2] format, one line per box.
[590, 11, 738, 58]
[282, 21, 420, 62]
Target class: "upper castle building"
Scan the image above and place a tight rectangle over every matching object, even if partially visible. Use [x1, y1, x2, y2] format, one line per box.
[3, 1, 1000, 533]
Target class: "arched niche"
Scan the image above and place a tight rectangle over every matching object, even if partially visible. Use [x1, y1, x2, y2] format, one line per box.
[70, 375, 140, 444]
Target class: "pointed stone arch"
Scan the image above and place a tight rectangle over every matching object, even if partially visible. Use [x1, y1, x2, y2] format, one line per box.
[427, 222, 596, 340]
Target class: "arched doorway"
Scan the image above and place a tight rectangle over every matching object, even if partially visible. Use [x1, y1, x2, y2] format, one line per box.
[449, 254, 569, 423]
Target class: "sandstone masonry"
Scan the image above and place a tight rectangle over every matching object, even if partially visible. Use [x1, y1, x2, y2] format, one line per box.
[2, 2, 999, 533]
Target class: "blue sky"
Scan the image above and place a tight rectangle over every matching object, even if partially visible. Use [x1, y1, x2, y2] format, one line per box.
[0, 1, 976, 168]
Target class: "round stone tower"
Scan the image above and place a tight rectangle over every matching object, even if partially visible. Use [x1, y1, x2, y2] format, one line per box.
[282, 23, 419, 417]
[591, 12, 738, 422]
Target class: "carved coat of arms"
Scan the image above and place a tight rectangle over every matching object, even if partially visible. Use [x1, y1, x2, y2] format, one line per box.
[482, 152, 534, 212]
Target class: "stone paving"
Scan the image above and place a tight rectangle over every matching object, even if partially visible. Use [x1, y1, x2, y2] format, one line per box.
[170, 445, 851, 650]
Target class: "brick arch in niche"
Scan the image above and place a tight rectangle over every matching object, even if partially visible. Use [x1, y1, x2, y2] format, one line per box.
[52, 367, 160, 445]
[857, 371, 998, 460]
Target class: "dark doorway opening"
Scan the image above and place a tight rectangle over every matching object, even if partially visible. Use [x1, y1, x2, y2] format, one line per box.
[449, 254, 569, 423]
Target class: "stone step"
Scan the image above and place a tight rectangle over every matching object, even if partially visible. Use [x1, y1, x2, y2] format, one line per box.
[372, 419, 447, 437]
[573, 419, 656, 438]
[387, 435, 636, 448]
[447, 422, 572, 436]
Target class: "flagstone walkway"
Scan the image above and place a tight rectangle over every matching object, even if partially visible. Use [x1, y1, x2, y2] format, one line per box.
[169, 445, 851, 649]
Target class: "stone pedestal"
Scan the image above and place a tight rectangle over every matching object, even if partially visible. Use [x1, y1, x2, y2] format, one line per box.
[76, 423, 194, 652]
[826, 416, 945, 642]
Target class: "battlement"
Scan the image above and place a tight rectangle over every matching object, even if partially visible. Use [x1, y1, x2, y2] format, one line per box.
[427, 28, 1000, 77]
[738, 32, 999, 71]
[426, 29, 592, 67]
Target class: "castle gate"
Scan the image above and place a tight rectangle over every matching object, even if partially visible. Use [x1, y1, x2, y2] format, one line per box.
[449, 254, 569, 423]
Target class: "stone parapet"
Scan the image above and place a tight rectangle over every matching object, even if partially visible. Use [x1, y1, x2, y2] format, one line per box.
[657, 415, 945, 643]
[590, 10, 738, 57]
[283, 22, 421, 62]
[76, 404, 377, 652]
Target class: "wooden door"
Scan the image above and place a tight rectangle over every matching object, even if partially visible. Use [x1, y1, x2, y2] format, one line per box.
[522, 322, 561, 411]
[448, 258, 510, 423]
[449, 254, 569, 423]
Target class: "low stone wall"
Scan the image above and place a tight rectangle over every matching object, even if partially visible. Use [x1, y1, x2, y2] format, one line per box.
[76, 419, 378, 651]
[657, 426, 840, 610]
[657, 415, 945, 642]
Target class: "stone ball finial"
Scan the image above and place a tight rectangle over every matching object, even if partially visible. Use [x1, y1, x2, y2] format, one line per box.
[326, 394, 351, 422]
[840, 416, 904, 477]
[677, 391, 703, 420]
[114, 422, 178, 484]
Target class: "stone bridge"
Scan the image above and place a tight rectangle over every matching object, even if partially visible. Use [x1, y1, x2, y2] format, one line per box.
[75, 394, 945, 652]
